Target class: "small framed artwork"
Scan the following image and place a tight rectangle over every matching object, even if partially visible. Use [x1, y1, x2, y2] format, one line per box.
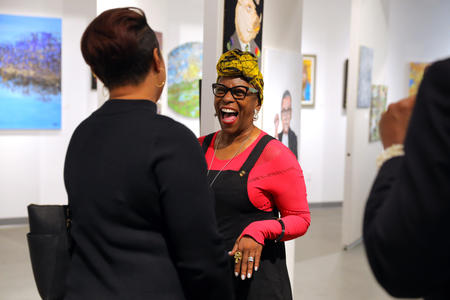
[369, 85, 388, 142]
[357, 46, 373, 108]
[302, 54, 316, 107]
[408, 62, 429, 96]
[343, 59, 349, 109]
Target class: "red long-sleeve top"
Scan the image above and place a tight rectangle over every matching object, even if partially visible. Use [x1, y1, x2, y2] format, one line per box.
[199, 131, 310, 245]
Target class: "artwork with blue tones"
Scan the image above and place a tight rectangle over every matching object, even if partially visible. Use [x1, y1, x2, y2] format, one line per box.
[168, 42, 202, 118]
[357, 46, 373, 108]
[0, 14, 61, 129]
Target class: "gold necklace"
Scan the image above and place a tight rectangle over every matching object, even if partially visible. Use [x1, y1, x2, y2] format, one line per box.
[207, 129, 254, 187]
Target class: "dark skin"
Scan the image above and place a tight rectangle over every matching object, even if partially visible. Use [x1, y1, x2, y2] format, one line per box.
[108, 48, 166, 101]
[213, 76, 263, 280]
[380, 95, 416, 148]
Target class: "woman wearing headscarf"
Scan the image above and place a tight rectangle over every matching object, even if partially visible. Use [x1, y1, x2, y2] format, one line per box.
[198, 49, 311, 300]
[64, 8, 232, 300]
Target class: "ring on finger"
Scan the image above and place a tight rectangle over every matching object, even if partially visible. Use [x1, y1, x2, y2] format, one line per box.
[248, 256, 254, 262]
[234, 251, 242, 264]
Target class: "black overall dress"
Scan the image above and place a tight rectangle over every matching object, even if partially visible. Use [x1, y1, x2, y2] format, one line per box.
[202, 133, 292, 300]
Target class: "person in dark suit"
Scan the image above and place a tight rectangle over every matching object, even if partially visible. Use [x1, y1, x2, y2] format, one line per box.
[363, 58, 450, 300]
[274, 90, 298, 158]
[63, 8, 232, 300]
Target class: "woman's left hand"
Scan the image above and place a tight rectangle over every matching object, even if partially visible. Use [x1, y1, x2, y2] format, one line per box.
[229, 235, 263, 280]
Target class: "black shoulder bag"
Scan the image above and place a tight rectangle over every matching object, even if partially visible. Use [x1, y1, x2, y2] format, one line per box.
[27, 204, 72, 300]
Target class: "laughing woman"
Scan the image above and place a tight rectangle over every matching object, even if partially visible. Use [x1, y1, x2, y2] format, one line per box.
[199, 49, 311, 300]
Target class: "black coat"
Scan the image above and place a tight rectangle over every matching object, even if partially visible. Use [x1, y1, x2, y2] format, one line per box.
[363, 58, 450, 299]
[64, 100, 233, 300]
[278, 128, 298, 159]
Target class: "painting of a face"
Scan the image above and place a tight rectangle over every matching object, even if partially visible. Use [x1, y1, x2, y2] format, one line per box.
[235, 0, 261, 44]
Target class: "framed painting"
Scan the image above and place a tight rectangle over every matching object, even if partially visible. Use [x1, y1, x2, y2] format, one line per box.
[302, 54, 316, 107]
[223, 0, 263, 65]
[408, 62, 429, 96]
[167, 42, 202, 118]
[343, 59, 349, 109]
[369, 85, 388, 142]
[357, 46, 373, 108]
[0, 14, 61, 129]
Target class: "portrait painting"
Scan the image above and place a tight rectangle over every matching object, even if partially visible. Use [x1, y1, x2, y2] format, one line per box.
[223, 0, 263, 65]
[0, 14, 61, 129]
[262, 48, 302, 162]
[301, 54, 316, 107]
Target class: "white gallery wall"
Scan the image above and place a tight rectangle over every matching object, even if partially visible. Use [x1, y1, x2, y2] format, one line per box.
[300, 0, 351, 203]
[0, 0, 96, 219]
[342, 0, 450, 247]
[342, 0, 388, 247]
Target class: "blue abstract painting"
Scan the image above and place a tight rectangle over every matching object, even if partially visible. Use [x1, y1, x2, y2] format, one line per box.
[0, 14, 61, 129]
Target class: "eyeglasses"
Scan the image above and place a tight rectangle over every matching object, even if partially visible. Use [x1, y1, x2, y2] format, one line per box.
[281, 108, 292, 115]
[212, 83, 259, 101]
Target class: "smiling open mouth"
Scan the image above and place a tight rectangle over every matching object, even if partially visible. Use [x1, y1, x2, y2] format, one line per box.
[220, 108, 239, 124]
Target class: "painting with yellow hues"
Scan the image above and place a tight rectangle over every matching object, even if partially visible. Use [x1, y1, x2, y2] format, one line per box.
[167, 42, 202, 118]
[409, 62, 429, 96]
[302, 54, 316, 107]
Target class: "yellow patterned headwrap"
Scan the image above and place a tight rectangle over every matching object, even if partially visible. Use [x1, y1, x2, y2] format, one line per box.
[216, 49, 264, 104]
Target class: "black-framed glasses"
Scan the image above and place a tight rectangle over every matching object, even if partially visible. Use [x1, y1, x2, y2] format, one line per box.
[212, 83, 259, 101]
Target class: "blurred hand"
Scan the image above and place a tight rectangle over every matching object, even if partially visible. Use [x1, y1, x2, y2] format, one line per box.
[229, 236, 263, 280]
[380, 95, 416, 149]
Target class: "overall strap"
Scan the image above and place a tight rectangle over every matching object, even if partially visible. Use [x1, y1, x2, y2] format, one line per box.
[201, 133, 215, 154]
[239, 135, 274, 175]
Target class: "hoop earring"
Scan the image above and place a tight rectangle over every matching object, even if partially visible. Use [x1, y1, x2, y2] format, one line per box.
[155, 80, 165, 88]
[102, 85, 109, 99]
[253, 110, 259, 121]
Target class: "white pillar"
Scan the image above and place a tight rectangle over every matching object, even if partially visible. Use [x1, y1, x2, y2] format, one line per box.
[200, 0, 224, 136]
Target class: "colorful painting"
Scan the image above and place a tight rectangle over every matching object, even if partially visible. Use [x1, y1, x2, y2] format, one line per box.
[408, 62, 429, 96]
[223, 0, 263, 66]
[369, 85, 388, 142]
[167, 42, 202, 118]
[302, 54, 316, 107]
[0, 14, 61, 129]
[357, 46, 373, 108]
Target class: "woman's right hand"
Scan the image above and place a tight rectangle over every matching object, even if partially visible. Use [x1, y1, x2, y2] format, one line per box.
[229, 235, 263, 280]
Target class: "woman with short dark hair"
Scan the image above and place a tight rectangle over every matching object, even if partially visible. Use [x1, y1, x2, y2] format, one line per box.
[64, 8, 232, 300]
